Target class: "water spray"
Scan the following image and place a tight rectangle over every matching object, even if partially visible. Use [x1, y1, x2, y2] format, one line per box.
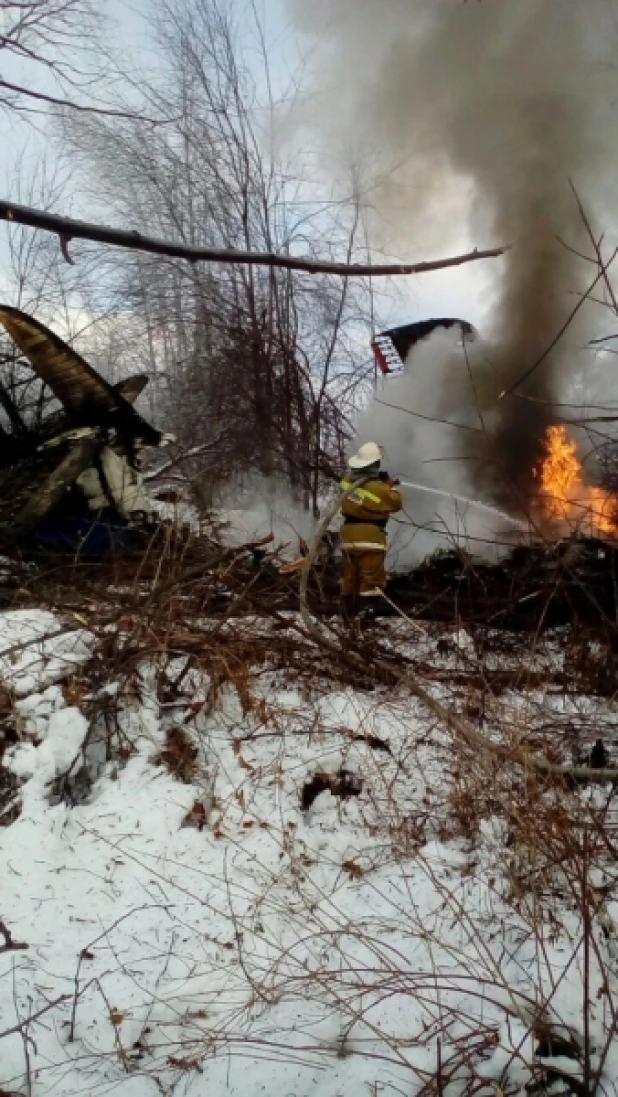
[396, 479, 528, 528]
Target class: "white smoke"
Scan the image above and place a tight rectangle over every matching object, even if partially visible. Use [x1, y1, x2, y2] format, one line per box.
[220, 474, 321, 555]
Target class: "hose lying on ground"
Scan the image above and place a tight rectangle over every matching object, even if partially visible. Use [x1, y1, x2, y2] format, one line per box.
[300, 485, 618, 785]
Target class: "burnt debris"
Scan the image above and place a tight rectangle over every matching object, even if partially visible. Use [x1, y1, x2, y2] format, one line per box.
[387, 536, 618, 631]
[301, 769, 363, 812]
[0, 305, 169, 551]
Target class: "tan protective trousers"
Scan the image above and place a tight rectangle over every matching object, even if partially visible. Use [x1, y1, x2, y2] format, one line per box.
[341, 550, 386, 598]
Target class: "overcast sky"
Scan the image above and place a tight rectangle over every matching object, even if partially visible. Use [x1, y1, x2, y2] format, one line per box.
[0, 0, 493, 330]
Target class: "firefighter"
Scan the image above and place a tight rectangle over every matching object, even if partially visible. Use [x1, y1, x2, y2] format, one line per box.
[340, 442, 402, 610]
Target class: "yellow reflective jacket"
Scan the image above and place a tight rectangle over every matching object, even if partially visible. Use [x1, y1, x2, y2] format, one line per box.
[340, 476, 402, 551]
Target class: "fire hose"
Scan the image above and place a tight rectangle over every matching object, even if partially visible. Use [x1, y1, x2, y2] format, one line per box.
[299, 482, 618, 785]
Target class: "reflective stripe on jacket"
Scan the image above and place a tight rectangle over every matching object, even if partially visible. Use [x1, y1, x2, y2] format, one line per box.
[340, 477, 402, 517]
[339, 475, 402, 552]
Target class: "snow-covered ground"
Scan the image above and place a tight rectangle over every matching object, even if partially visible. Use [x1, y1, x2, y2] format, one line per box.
[0, 608, 617, 1095]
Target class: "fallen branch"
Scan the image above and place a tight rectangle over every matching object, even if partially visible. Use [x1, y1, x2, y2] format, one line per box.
[0, 992, 75, 1042]
[299, 489, 618, 785]
[0, 201, 509, 277]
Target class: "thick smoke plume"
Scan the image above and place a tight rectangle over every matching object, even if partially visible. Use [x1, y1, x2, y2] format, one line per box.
[289, 0, 618, 520]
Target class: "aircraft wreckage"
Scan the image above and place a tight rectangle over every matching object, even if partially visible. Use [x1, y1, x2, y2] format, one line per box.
[0, 309, 477, 554]
[0, 305, 171, 551]
[371, 316, 476, 375]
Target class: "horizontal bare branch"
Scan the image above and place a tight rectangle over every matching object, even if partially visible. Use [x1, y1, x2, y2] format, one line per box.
[0, 200, 509, 277]
[0, 79, 158, 121]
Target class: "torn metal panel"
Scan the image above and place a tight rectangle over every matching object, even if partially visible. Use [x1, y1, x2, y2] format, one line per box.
[0, 306, 165, 544]
[78, 447, 152, 518]
[372, 317, 476, 375]
[0, 430, 104, 536]
[113, 375, 150, 404]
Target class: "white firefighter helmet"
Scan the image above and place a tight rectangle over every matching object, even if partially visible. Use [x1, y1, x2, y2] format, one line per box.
[348, 441, 384, 470]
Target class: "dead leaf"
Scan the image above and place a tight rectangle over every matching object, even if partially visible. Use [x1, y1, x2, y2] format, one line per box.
[167, 1056, 203, 1073]
[254, 698, 269, 722]
[63, 681, 85, 707]
[154, 727, 198, 783]
[182, 799, 207, 829]
[342, 860, 365, 880]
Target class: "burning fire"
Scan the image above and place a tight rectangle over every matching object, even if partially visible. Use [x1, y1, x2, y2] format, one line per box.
[538, 425, 618, 536]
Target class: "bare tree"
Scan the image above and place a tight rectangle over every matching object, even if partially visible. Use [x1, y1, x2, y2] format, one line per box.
[59, 0, 386, 510]
[0, 0, 162, 118]
[0, 155, 140, 458]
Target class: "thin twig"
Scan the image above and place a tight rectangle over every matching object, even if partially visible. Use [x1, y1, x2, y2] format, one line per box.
[0, 993, 72, 1041]
[0, 78, 165, 122]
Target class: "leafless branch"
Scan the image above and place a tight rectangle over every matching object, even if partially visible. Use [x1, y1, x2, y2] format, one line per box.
[0, 201, 508, 277]
[0, 77, 161, 120]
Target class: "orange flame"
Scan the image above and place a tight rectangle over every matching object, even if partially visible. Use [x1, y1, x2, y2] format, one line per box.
[538, 425, 618, 535]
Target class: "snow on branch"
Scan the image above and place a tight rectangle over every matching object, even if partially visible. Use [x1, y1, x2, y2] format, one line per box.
[0, 201, 509, 278]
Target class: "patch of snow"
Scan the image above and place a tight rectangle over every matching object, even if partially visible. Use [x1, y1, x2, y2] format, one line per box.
[0, 610, 93, 695]
[0, 622, 617, 1096]
[45, 707, 89, 773]
[5, 740, 38, 779]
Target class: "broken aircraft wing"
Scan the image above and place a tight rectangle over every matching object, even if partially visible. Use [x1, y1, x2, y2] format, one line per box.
[0, 305, 162, 446]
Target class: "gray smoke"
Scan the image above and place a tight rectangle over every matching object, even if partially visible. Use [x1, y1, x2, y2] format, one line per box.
[288, 0, 618, 522]
[359, 328, 530, 564]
